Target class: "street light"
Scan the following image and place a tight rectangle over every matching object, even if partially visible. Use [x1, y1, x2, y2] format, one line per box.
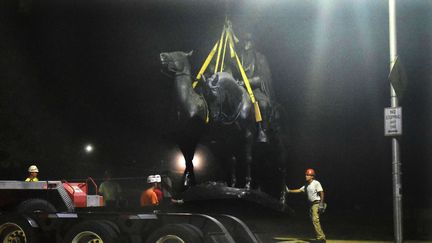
[84, 144, 94, 153]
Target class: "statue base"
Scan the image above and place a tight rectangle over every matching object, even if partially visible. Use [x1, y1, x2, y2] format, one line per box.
[178, 181, 293, 214]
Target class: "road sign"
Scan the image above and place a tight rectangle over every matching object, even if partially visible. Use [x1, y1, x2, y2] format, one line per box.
[384, 107, 402, 136]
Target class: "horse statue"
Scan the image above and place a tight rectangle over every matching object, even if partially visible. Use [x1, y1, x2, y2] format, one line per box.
[160, 51, 287, 200]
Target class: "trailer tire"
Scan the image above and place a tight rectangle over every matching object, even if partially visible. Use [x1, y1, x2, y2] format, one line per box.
[63, 220, 119, 243]
[145, 223, 204, 243]
[99, 219, 121, 234]
[0, 215, 41, 243]
[16, 198, 56, 214]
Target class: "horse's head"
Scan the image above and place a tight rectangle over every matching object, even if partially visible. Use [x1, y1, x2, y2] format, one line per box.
[160, 51, 193, 76]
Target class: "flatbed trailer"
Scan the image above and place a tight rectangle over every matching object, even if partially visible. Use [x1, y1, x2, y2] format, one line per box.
[0, 180, 265, 243]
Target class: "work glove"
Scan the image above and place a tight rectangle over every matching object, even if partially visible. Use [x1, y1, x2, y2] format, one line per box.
[318, 202, 327, 214]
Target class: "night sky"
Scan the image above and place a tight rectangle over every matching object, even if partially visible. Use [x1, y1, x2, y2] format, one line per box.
[1, 0, 431, 214]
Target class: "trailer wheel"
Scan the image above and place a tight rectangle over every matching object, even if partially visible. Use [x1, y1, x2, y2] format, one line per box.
[99, 219, 121, 234]
[63, 220, 119, 243]
[145, 223, 203, 243]
[0, 215, 41, 243]
[16, 198, 56, 214]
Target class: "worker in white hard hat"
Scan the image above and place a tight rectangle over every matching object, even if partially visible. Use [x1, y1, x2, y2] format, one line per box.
[25, 165, 39, 182]
[140, 175, 160, 206]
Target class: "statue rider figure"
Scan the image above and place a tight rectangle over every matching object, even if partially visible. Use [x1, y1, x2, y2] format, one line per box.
[238, 32, 275, 143]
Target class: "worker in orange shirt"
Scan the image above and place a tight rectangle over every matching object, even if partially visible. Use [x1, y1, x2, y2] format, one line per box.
[140, 175, 161, 206]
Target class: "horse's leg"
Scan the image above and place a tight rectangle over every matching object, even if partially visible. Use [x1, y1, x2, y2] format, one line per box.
[274, 132, 288, 207]
[256, 92, 271, 143]
[243, 129, 254, 190]
[183, 157, 196, 188]
[229, 155, 237, 187]
[279, 166, 287, 208]
[179, 143, 197, 188]
[277, 150, 287, 209]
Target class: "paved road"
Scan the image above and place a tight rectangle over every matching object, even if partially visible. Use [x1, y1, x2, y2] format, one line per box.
[236, 205, 432, 243]
[172, 191, 431, 243]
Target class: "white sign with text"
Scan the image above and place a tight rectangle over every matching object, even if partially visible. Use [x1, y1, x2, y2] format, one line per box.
[384, 107, 402, 136]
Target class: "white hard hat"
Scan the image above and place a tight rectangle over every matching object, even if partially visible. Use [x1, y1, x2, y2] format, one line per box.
[154, 174, 161, 183]
[147, 175, 156, 183]
[28, 165, 39, 173]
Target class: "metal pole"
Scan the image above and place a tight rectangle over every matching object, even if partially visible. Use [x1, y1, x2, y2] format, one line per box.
[389, 0, 403, 242]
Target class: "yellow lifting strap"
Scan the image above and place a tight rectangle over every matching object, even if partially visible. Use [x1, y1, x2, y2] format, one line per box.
[230, 41, 262, 122]
[220, 29, 230, 73]
[192, 19, 263, 122]
[193, 20, 234, 88]
[193, 41, 218, 88]
[214, 26, 226, 74]
[193, 21, 232, 88]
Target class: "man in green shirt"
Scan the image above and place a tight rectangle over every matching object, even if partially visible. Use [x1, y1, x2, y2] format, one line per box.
[99, 171, 122, 208]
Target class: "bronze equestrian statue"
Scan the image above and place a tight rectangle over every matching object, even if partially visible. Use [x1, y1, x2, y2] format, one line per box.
[236, 32, 275, 143]
[160, 51, 287, 200]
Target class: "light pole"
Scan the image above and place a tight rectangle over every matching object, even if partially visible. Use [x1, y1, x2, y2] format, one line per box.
[388, 0, 403, 242]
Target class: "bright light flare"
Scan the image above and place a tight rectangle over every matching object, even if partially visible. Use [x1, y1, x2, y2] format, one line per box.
[84, 144, 93, 153]
[174, 150, 205, 171]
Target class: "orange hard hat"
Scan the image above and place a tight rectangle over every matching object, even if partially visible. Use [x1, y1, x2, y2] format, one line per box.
[305, 168, 315, 176]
